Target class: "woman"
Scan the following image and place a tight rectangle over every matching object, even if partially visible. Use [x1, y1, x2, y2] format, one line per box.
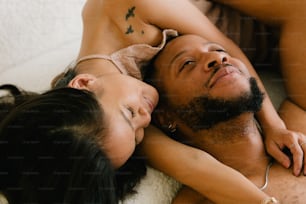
[0, 85, 120, 203]
[51, 0, 304, 203]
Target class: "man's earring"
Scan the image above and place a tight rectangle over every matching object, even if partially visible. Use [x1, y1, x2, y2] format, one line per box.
[167, 122, 177, 133]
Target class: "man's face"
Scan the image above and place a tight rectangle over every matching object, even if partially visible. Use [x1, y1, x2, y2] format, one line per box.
[154, 34, 252, 106]
[172, 78, 264, 131]
[152, 35, 263, 131]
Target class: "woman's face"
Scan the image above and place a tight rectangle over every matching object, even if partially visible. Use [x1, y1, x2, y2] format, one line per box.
[91, 73, 159, 168]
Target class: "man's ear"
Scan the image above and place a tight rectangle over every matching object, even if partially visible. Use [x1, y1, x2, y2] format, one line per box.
[68, 74, 96, 90]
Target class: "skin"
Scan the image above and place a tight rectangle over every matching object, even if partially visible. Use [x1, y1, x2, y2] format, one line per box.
[152, 34, 306, 204]
[69, 71, 159, 168]
[76, 0, 305, 173]
[212, 0, 306, 171]
[64, 0, 304, 202]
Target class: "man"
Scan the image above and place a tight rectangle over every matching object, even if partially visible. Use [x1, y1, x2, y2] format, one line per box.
[211, 0, 306, 136]
[144, 34, 306, 203]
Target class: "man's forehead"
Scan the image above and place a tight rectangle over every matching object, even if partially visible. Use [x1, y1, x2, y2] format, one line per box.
[159, 36, 218, 62]
[167, 35, 209, 48]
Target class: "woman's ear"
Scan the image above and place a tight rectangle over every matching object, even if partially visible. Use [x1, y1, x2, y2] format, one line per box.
[68, 74, 96, 90]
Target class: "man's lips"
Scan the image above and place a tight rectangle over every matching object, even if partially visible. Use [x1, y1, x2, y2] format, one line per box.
[206, 64, 240, 88]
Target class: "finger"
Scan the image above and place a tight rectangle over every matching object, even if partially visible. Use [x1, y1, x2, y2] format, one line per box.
[267, 143, 291, 168]
[300, 140, 306, 175]
[289, 142, 303, 176]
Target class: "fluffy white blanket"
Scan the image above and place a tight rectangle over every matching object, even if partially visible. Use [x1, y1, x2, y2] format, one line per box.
[0, 0, 181, 203]
[0, 0, 285, 203]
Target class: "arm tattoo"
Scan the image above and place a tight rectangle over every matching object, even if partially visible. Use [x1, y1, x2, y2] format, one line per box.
[125, 25, 134, 34]
[125, 6, 136, 21]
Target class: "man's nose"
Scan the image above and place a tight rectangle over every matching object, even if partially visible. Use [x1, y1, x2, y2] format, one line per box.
[203, 52, 228, 71]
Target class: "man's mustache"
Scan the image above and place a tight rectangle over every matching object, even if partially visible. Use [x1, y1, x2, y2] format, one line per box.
[205, 63, 233, 88]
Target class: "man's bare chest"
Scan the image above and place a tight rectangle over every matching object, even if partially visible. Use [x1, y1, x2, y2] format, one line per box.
[263, 164, 306, 203]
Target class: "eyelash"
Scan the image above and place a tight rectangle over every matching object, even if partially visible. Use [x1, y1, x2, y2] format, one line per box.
[127, 107, 135, 118]
[180, 60, 195, 71]
[215, 49, 227, 53]
[179, 48, 227, 71]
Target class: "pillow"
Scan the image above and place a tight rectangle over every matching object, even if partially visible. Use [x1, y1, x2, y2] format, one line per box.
[0, 0, 84, 92]
[1, 40, 80, 92]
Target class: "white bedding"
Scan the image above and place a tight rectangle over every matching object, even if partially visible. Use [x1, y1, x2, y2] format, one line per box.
[0, 0, 83, 91]
[0, 0, 181, 203]
[0, 0, 285, 203]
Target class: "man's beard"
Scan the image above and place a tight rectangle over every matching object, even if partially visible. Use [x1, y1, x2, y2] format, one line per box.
[172, 77, 264, 132]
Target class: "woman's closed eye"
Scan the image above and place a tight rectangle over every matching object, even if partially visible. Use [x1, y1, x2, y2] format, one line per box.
[127, 107, 135, 118]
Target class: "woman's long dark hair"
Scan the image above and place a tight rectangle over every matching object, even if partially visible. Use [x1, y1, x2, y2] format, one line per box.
[0, 85, 117, 204]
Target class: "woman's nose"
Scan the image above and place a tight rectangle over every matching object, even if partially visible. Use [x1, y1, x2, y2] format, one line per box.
[203, 52, 228, 71]
[137, 106, 151, 127]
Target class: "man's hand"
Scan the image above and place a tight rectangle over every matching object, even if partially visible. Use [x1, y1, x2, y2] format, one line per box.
[264, 128, 306, 176]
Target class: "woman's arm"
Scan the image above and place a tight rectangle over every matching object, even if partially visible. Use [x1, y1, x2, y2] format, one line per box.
[210, 0, 306, 176]
[136, 0, 305, 175]
[139, 125, 270, 204]
[211, 0, 306, 112]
